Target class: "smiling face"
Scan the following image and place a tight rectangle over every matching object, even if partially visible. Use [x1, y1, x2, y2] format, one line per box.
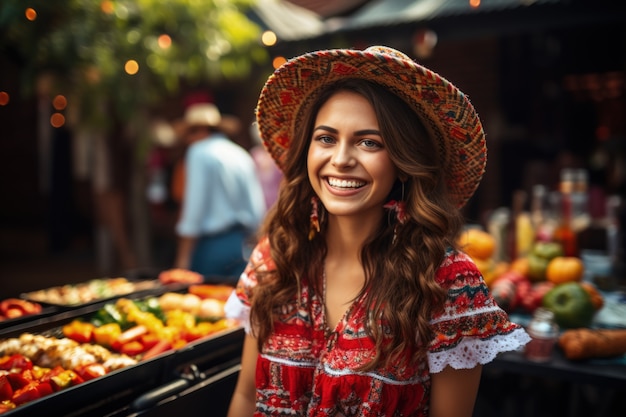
[307, 89, 398, 223]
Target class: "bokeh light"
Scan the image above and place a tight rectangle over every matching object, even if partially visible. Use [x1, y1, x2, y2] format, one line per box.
[50, 113, 65, 128]
[0, 92, 9, 106]
[101, 1, 114, 14]
[52, 95, 67, 110]
[25, 8, 37, 21]
[261, 31, 277, 47]
[469, 0, 481, 8]
[272, 56, 287, 69]
[125, 60, 139, 75]
[158, 34, 172, 49]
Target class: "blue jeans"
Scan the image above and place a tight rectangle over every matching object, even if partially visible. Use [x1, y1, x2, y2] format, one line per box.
[190, 227, 250, 284]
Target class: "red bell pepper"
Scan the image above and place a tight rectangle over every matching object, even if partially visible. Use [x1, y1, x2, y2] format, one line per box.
[7, 370, 33, 390]
[40, 366, 84, 391]
[11, 380, 52, 406]
[0, 375, 13, 401]
[0, 354, 33, 372]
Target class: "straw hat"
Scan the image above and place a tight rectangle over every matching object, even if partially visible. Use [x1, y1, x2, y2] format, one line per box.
[184, 102, 222, 128]
[255, 45, 487, 208]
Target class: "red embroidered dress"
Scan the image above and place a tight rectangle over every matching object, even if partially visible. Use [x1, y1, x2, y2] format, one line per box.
[225, 238, 530, 416]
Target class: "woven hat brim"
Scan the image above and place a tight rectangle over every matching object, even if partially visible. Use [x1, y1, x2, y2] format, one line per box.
[256, 47, 487, 208]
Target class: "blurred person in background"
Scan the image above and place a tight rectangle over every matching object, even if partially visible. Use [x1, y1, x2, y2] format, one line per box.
[249, 121, 283, 210]
[174, 102, 266, 282]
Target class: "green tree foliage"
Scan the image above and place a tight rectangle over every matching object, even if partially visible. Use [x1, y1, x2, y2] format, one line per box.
[0, 0, 266, 126]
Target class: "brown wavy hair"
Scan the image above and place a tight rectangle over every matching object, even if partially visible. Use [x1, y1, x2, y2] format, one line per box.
[250, 79, 465, 370]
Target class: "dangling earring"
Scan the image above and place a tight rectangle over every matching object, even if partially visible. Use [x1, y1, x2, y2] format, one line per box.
[309, 196, 321, 240]
[383, 181, 407, 243]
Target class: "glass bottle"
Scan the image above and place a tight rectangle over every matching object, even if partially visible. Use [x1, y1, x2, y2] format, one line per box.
[531, 184, 552, 242]
[524, 308, 559, 362]
[552, 169, 579, 257]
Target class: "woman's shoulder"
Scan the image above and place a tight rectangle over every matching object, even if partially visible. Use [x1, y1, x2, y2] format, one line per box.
[434, 247, 482, 289]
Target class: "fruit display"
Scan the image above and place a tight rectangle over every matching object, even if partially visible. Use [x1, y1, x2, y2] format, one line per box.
[458, 227, 605, 322]
[0, 284, 238, 411]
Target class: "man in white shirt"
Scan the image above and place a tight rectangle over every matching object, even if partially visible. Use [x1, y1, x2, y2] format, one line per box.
[174, 103, 266, 282]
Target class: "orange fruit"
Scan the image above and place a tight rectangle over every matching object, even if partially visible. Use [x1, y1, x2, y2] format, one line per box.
[458, 228, 496, 261]
[545, 256, 584, 284]
[509, 257, 530, 278]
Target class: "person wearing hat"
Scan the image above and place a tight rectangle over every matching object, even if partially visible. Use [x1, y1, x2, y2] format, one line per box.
[174, 102, 266, 281]
[225, 46, 529, 416]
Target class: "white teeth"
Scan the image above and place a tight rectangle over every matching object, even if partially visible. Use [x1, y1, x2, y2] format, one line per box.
[328, 178, 365, 189]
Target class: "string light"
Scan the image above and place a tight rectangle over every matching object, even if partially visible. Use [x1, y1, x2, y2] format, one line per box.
[0, 92, 9, 106]
[272, 56, 286, 69]
[125, 60, 139, 75]
[157, 34, 172, 49]
[52, 95, 67, 111]
[261, 31, 277, 47]
[25, 8, 37, 21]
[50, 113, 65, 128]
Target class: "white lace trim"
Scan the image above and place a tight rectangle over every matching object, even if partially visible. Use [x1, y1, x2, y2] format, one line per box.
[430, 304, 502, 325]
[224, 291, 252, 334]
[427, 328, 531, 373]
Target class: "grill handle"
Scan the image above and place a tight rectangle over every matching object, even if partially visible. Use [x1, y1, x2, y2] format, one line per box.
[131, 377, 192, 411]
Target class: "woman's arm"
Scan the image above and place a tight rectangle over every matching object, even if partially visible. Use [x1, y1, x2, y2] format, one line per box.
[227, 333, 259, 417]
[429, 365, 482, 417]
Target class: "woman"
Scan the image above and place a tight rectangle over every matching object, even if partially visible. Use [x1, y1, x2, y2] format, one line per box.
[225, 46, 529, 416]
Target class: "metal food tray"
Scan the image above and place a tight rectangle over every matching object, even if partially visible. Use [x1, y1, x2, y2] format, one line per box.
[0, 305, 59, 331]
[1, 294, 244, 417]
[20, 278, 162, 308]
